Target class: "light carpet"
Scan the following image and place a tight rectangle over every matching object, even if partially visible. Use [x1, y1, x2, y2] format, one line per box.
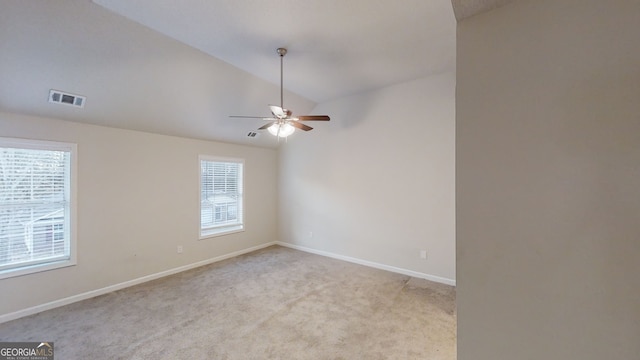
[0, 245, 456, 359]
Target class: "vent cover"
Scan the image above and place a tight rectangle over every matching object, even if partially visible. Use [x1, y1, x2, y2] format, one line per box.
[247, 131, 260, 138]
[49, 89, 86, 108]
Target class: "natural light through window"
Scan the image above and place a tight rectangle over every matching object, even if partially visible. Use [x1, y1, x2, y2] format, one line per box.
[0, 137, 77, 279]
[199, 156, 244, 238]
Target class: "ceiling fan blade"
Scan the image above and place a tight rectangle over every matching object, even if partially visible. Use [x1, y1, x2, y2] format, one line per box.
[269, 105, 286, 119]
[258, 121, 276, 130]
[230, 116, 278, 121]
[229, 115, 271, 120]
[297, 115, 330, 121]
[289, 121, 313, 131]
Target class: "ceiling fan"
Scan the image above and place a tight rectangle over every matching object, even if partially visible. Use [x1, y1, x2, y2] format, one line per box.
[230, 48, 330, 138]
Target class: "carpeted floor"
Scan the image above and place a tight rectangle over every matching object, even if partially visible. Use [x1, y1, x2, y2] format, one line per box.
[0, 246, 456, 359]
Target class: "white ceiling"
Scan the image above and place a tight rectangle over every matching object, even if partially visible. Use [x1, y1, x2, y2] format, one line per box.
[0, 0, 511, 148]
[92, 0, 457, 103]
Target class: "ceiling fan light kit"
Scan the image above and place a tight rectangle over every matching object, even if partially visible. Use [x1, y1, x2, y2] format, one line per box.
[230, 47, 330, 140]
[268, 122, 295, 138]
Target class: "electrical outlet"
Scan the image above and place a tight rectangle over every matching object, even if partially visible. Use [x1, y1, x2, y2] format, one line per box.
[177, 246, 183, 254]
[308, 231, 313, 238]
[420, 250, 428, 259]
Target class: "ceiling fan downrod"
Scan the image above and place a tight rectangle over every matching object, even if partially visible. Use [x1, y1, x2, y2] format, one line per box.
[277, 47, 287, 110]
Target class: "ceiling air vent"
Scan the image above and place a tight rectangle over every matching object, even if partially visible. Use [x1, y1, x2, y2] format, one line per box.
[49, 89, 86, 108]
[247, 131, 260, 138]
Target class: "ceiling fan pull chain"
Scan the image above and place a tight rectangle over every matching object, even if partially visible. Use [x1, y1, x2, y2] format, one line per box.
[277, 121, 281, 141]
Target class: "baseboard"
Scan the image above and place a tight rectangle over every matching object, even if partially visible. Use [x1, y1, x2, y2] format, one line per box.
[276, 241, 456, 286]
[1, 241, 454, 324]
[0, 242, 277, 324]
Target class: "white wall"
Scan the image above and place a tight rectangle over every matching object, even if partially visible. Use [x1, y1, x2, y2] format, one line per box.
[0, 111, 278, 317]
[279, 73, 456, 283]
[456, 0, 640, 359]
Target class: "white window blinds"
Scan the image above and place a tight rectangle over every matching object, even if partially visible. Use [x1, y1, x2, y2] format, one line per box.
[0, 138, 75, 277]
[200, 157, 244, 238]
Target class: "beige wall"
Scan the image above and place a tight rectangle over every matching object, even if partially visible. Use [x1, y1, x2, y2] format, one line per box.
[279, 73, 456, 283]
[0, 111, 278, 316]
[0, 70, 457, 318]
[456, 0, 640, 359]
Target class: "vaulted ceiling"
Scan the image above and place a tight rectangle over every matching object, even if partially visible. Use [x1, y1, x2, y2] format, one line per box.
[0, 0, 514, 148]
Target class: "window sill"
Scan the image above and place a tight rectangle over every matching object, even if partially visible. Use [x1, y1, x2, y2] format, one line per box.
[0, 259, 76, 280]
[199, 225, 244, 240]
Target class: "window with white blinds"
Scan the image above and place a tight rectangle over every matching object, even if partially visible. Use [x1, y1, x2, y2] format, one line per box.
[0, 137, 76, 279]
[199, 156, 244, 238]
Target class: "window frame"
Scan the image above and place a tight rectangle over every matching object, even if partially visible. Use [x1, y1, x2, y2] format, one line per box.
[199, 155, 244, 239]
[0, 137, 77, 279]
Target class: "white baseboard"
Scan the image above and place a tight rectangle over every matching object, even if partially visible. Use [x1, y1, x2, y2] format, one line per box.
[276, 241, 456, 286]
[1, 241, 454, 324]
[0, 242, 277, 324]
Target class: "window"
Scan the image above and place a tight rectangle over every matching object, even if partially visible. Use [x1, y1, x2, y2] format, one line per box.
[0, 137, 77, 279]
[199, 156, 244, 238]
